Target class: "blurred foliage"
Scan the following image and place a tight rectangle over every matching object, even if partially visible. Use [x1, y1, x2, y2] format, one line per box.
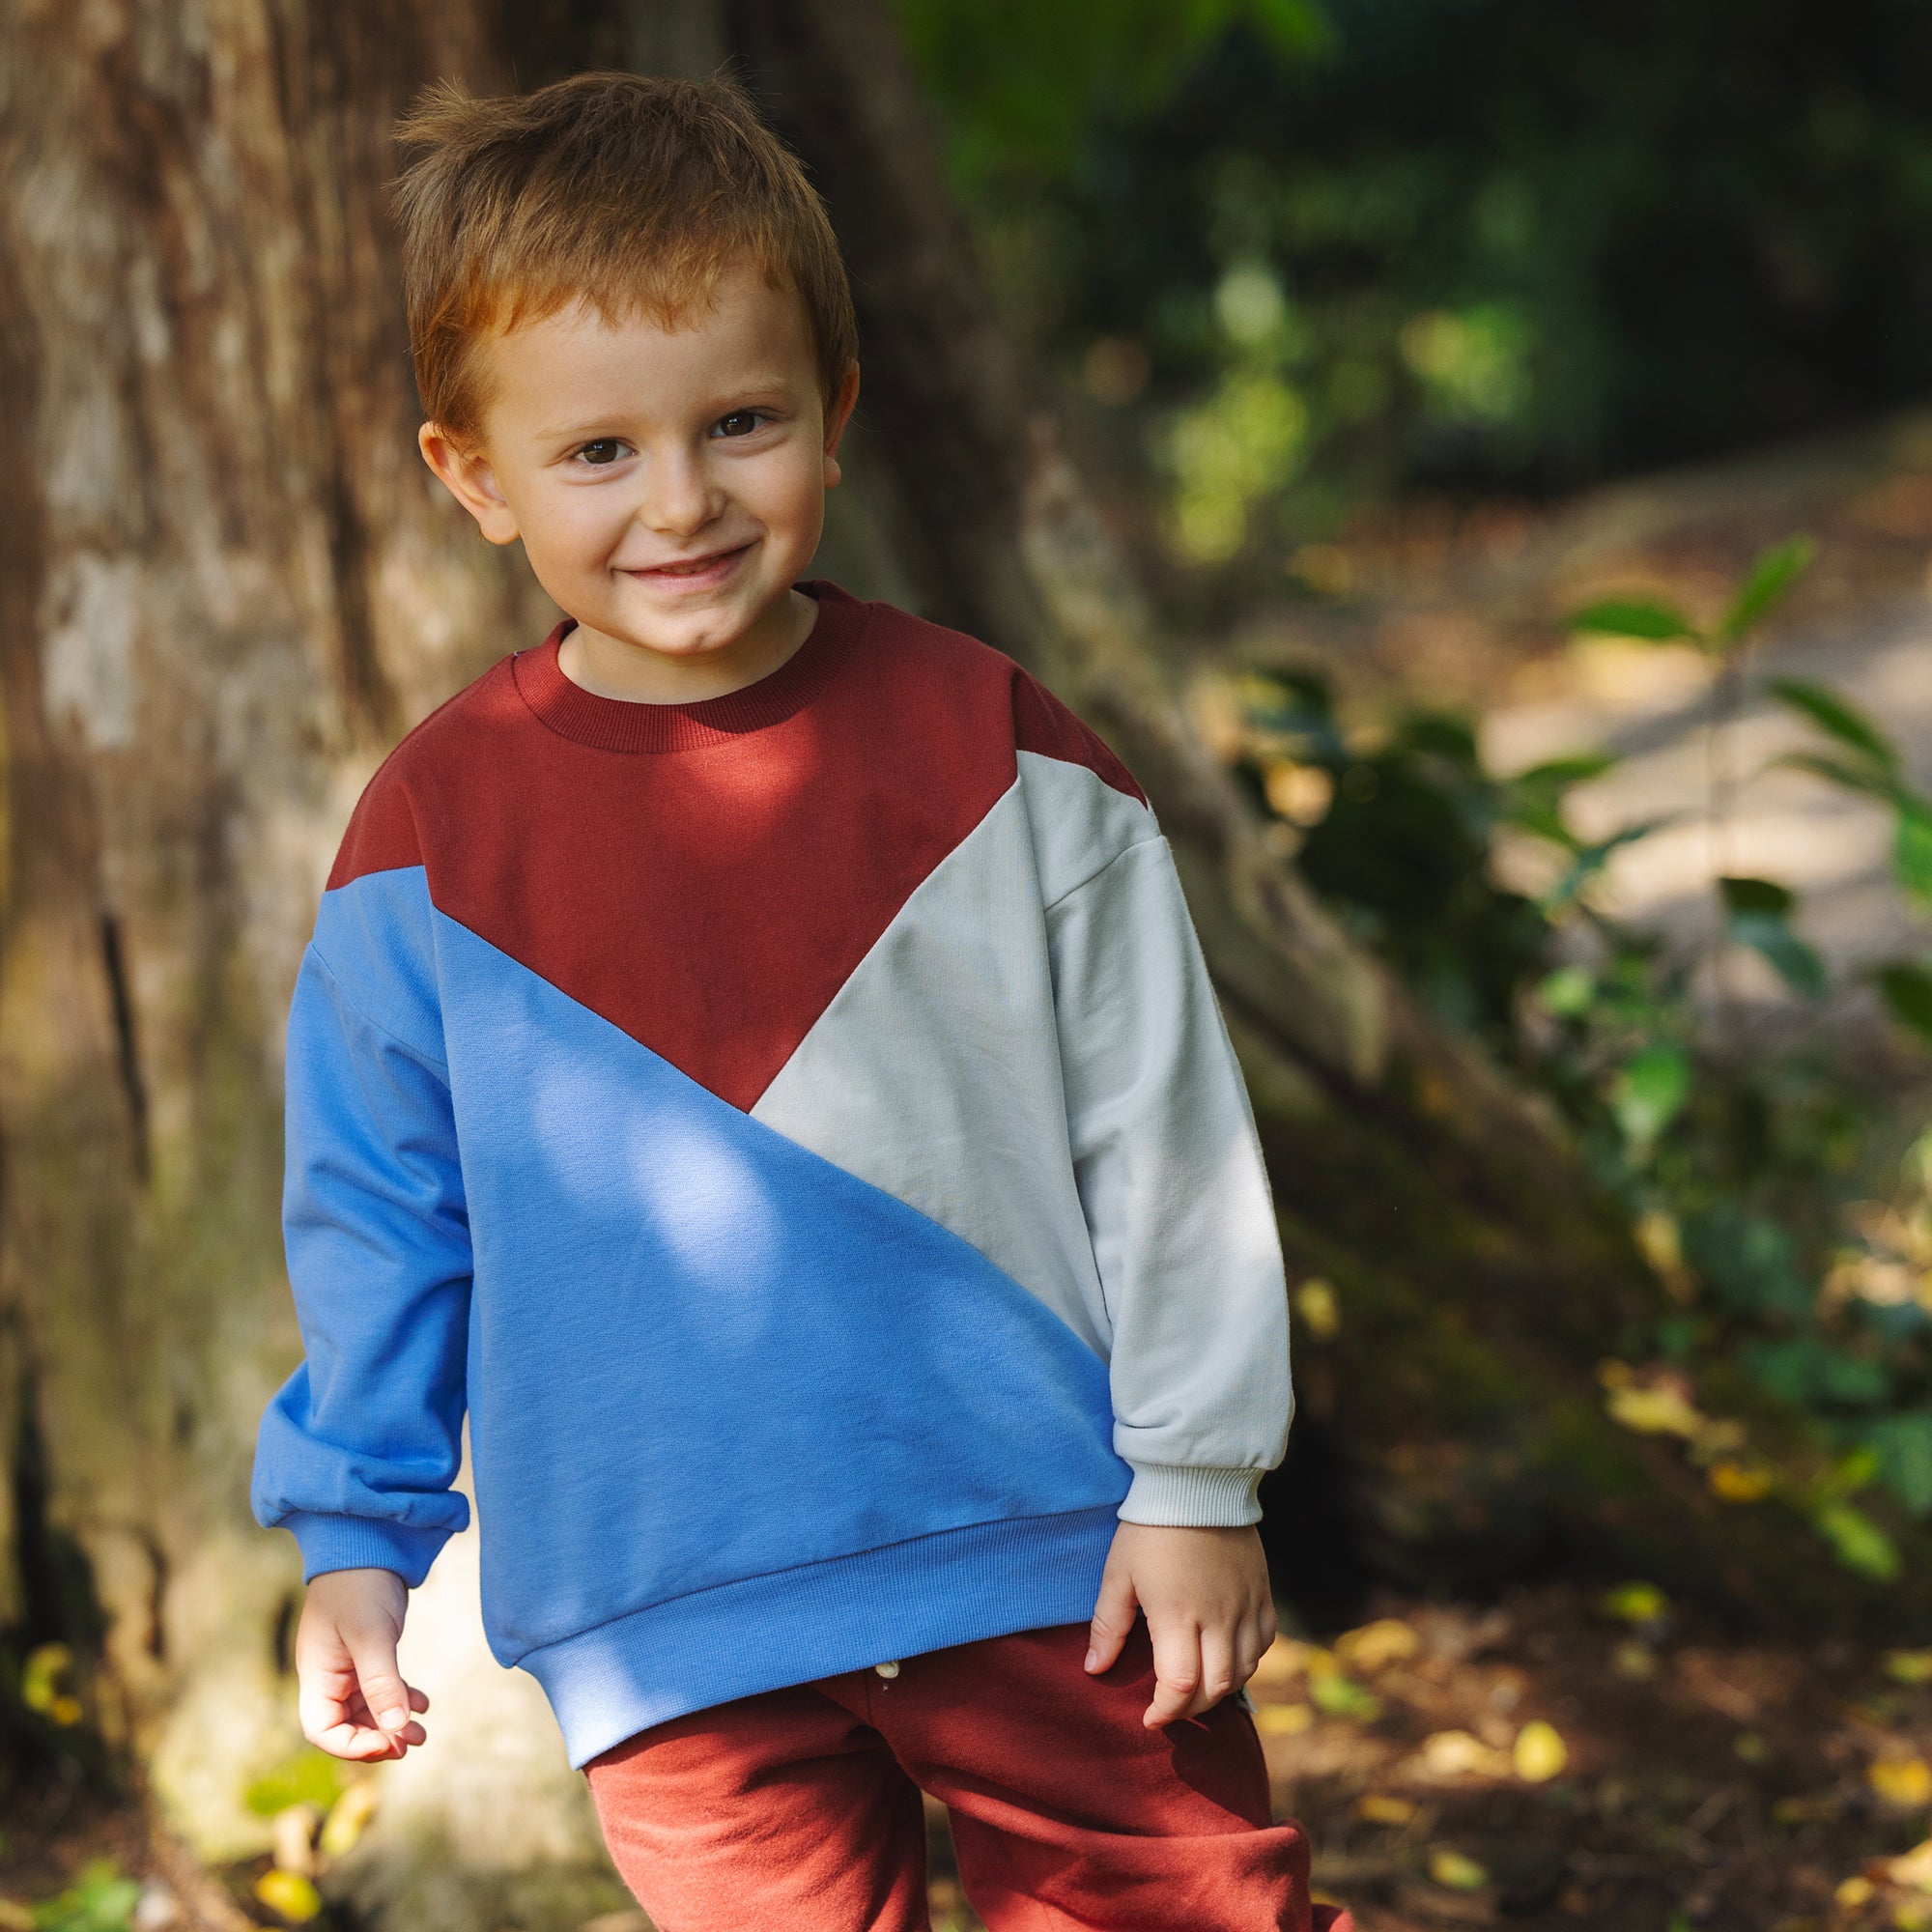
[28, 1865, 137, 1932]
[1233, 539, 1932, 1575]
[898, 0, 1932, 580]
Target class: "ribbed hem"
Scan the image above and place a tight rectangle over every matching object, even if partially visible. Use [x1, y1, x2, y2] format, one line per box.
[280, 1510, 458, 1588]
[511, 581, 867, 753]
[521, 1505, 1120, 1768]
[1118, 1463, 1264, 1527]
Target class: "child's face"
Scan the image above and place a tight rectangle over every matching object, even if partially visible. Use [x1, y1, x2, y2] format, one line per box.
[422, 261, 857, 675]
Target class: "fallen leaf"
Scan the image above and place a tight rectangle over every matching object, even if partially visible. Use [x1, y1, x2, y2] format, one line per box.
[1254, 1701, 1315, 1737]
[1309, 1671, 1381, 1720]
[1605, 1377, 1705, 1437]
[1429, 1848, 1491, 1891]
[254, 1870, 323, 1923]
[20, 1641, 72, 1715]
[1890, 1838, 1932, 1891]
[1419, 1729, 1512, 1777]
[319, 1778, 381, 1860]
[1513, 1720, 1568, 1782]
[1294, 1279, 1341, 1339]
[1335, 1618, 1420, 1674]
[1886, 1650, 1932, 1686]
[1355, 1793, 1416, 1825]
[1868, 1754, 1932, 1807]
[0, 1899, 31, 1932]
[1837, 1876, 1877, 1909]
[1601, 1582, 1668, 1625]
[1248, 1636, 1313, 1692]
[1707, 1459, 1775, 1503]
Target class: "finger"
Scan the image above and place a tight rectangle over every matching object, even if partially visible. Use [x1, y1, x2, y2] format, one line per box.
[1086, 1554, 1140, 1674]
[1192, 1625, 1237, 1719]
[1144, 1618, 1202, 1729]
[409, 1686, 431, 1715]
[306, 1717, 412, 1761]
[342, 1625, 420, 1740]
[1232, 1616, 1267, 1694]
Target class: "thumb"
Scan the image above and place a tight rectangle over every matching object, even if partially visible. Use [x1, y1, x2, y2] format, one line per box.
[343, 1622, 416, 1736]
[1086, 1551, 1139, 1675]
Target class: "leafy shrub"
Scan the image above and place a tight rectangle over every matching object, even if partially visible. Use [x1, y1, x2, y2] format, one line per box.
[1237, 537, 1932, 1575]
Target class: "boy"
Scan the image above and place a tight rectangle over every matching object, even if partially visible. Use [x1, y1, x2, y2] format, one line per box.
[253, 70, 1341, 1932]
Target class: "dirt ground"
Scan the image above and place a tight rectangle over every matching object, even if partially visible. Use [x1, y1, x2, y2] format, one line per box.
[15, 1584, 1932, 1931]
[924, 1584, 1932, 1932]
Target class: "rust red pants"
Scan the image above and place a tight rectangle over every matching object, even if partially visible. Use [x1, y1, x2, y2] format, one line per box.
[585, 1621, 1350, 1931]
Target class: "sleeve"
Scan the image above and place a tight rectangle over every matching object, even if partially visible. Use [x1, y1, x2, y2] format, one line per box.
[250, 925, 473, 1586]
[1048, 834, 1293, 1527]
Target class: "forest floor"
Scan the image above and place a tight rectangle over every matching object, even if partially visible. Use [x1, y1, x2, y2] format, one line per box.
[14, 1583, 1932, 1932]
[927, 1584, 1932, 1932]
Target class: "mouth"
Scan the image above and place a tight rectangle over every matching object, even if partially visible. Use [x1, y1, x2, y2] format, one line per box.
[623, 542, 753, 589]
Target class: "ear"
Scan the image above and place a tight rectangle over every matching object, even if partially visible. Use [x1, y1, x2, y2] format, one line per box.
[418, 423, 520, 544]
[821, 362, 862, 490]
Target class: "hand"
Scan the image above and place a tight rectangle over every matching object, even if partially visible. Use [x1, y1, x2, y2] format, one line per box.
[1085, 1521, 1276, 1729]
[295, 1568, 430, 1761]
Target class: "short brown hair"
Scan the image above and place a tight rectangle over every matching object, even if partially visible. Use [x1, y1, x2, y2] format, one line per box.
[392, 71, 858, 440]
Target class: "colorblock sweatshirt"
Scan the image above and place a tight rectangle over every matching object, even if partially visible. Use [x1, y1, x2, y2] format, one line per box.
[252, 582, 1293, 1767]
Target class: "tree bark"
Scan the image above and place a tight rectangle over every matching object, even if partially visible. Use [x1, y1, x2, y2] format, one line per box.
[0, 0, 630, 1913]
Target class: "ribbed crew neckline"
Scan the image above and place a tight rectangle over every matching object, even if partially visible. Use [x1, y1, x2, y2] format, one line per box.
[511, 582, 865, 753]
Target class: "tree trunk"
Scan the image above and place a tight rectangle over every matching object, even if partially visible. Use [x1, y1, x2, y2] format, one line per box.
[0, 0, 631, 1914]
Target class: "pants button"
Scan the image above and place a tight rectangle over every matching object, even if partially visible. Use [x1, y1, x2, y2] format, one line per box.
[874, 1660, 900, 1679]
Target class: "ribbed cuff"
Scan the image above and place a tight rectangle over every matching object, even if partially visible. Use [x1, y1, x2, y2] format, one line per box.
[1118, 1464, 1264, 1527]
[279, 1511, 455, 1588]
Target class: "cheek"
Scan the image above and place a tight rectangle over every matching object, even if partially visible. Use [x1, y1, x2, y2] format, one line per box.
[522, 486, 634, 565]
[733, 447, 826, 536]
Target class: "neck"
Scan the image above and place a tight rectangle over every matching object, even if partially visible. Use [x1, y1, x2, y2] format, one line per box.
[558, 589, 817, 705]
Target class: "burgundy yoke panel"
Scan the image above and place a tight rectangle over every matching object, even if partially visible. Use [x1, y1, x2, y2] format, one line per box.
[324, 587, 1136, 1114]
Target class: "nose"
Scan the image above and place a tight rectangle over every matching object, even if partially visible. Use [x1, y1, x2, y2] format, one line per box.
[638, 445, 720, 539]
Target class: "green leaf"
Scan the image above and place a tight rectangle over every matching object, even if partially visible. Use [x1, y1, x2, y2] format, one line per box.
[1774, 750, 1898, 801]
[1719, 534, 1815, 640]
[244, 1745, 349, 1819]
[1535, 965, 1595, 1017]
[31, 1862, 140, 1932]
[1682, 1206, 1814, 1319]
[1863, 1414, 1932, 1518]
[1719, 875, 1794, 917]
[1308, 1669, 1381, 1719]
[1610, 1044, 1690, 1151]
[1812, 1499, 1900, 1581]
[1242, 0, 1333, 58]
[1879, 962, 1932, 1044]
[1567, 598, 1697, 643]
[1769, 676, 1898, 772]
[1896, 799, 1932, 903]
[1541, 817, 1675, 910]
[1719, 877, 1825, 997]
[1512, 753, 1620, 794]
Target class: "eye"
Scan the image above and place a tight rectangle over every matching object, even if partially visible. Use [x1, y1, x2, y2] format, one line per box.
[576, 439, 628, 466]
[712, 411, 766, 440]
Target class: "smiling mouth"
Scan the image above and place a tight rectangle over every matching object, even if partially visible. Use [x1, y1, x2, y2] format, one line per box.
[629, 543, 753, 582]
